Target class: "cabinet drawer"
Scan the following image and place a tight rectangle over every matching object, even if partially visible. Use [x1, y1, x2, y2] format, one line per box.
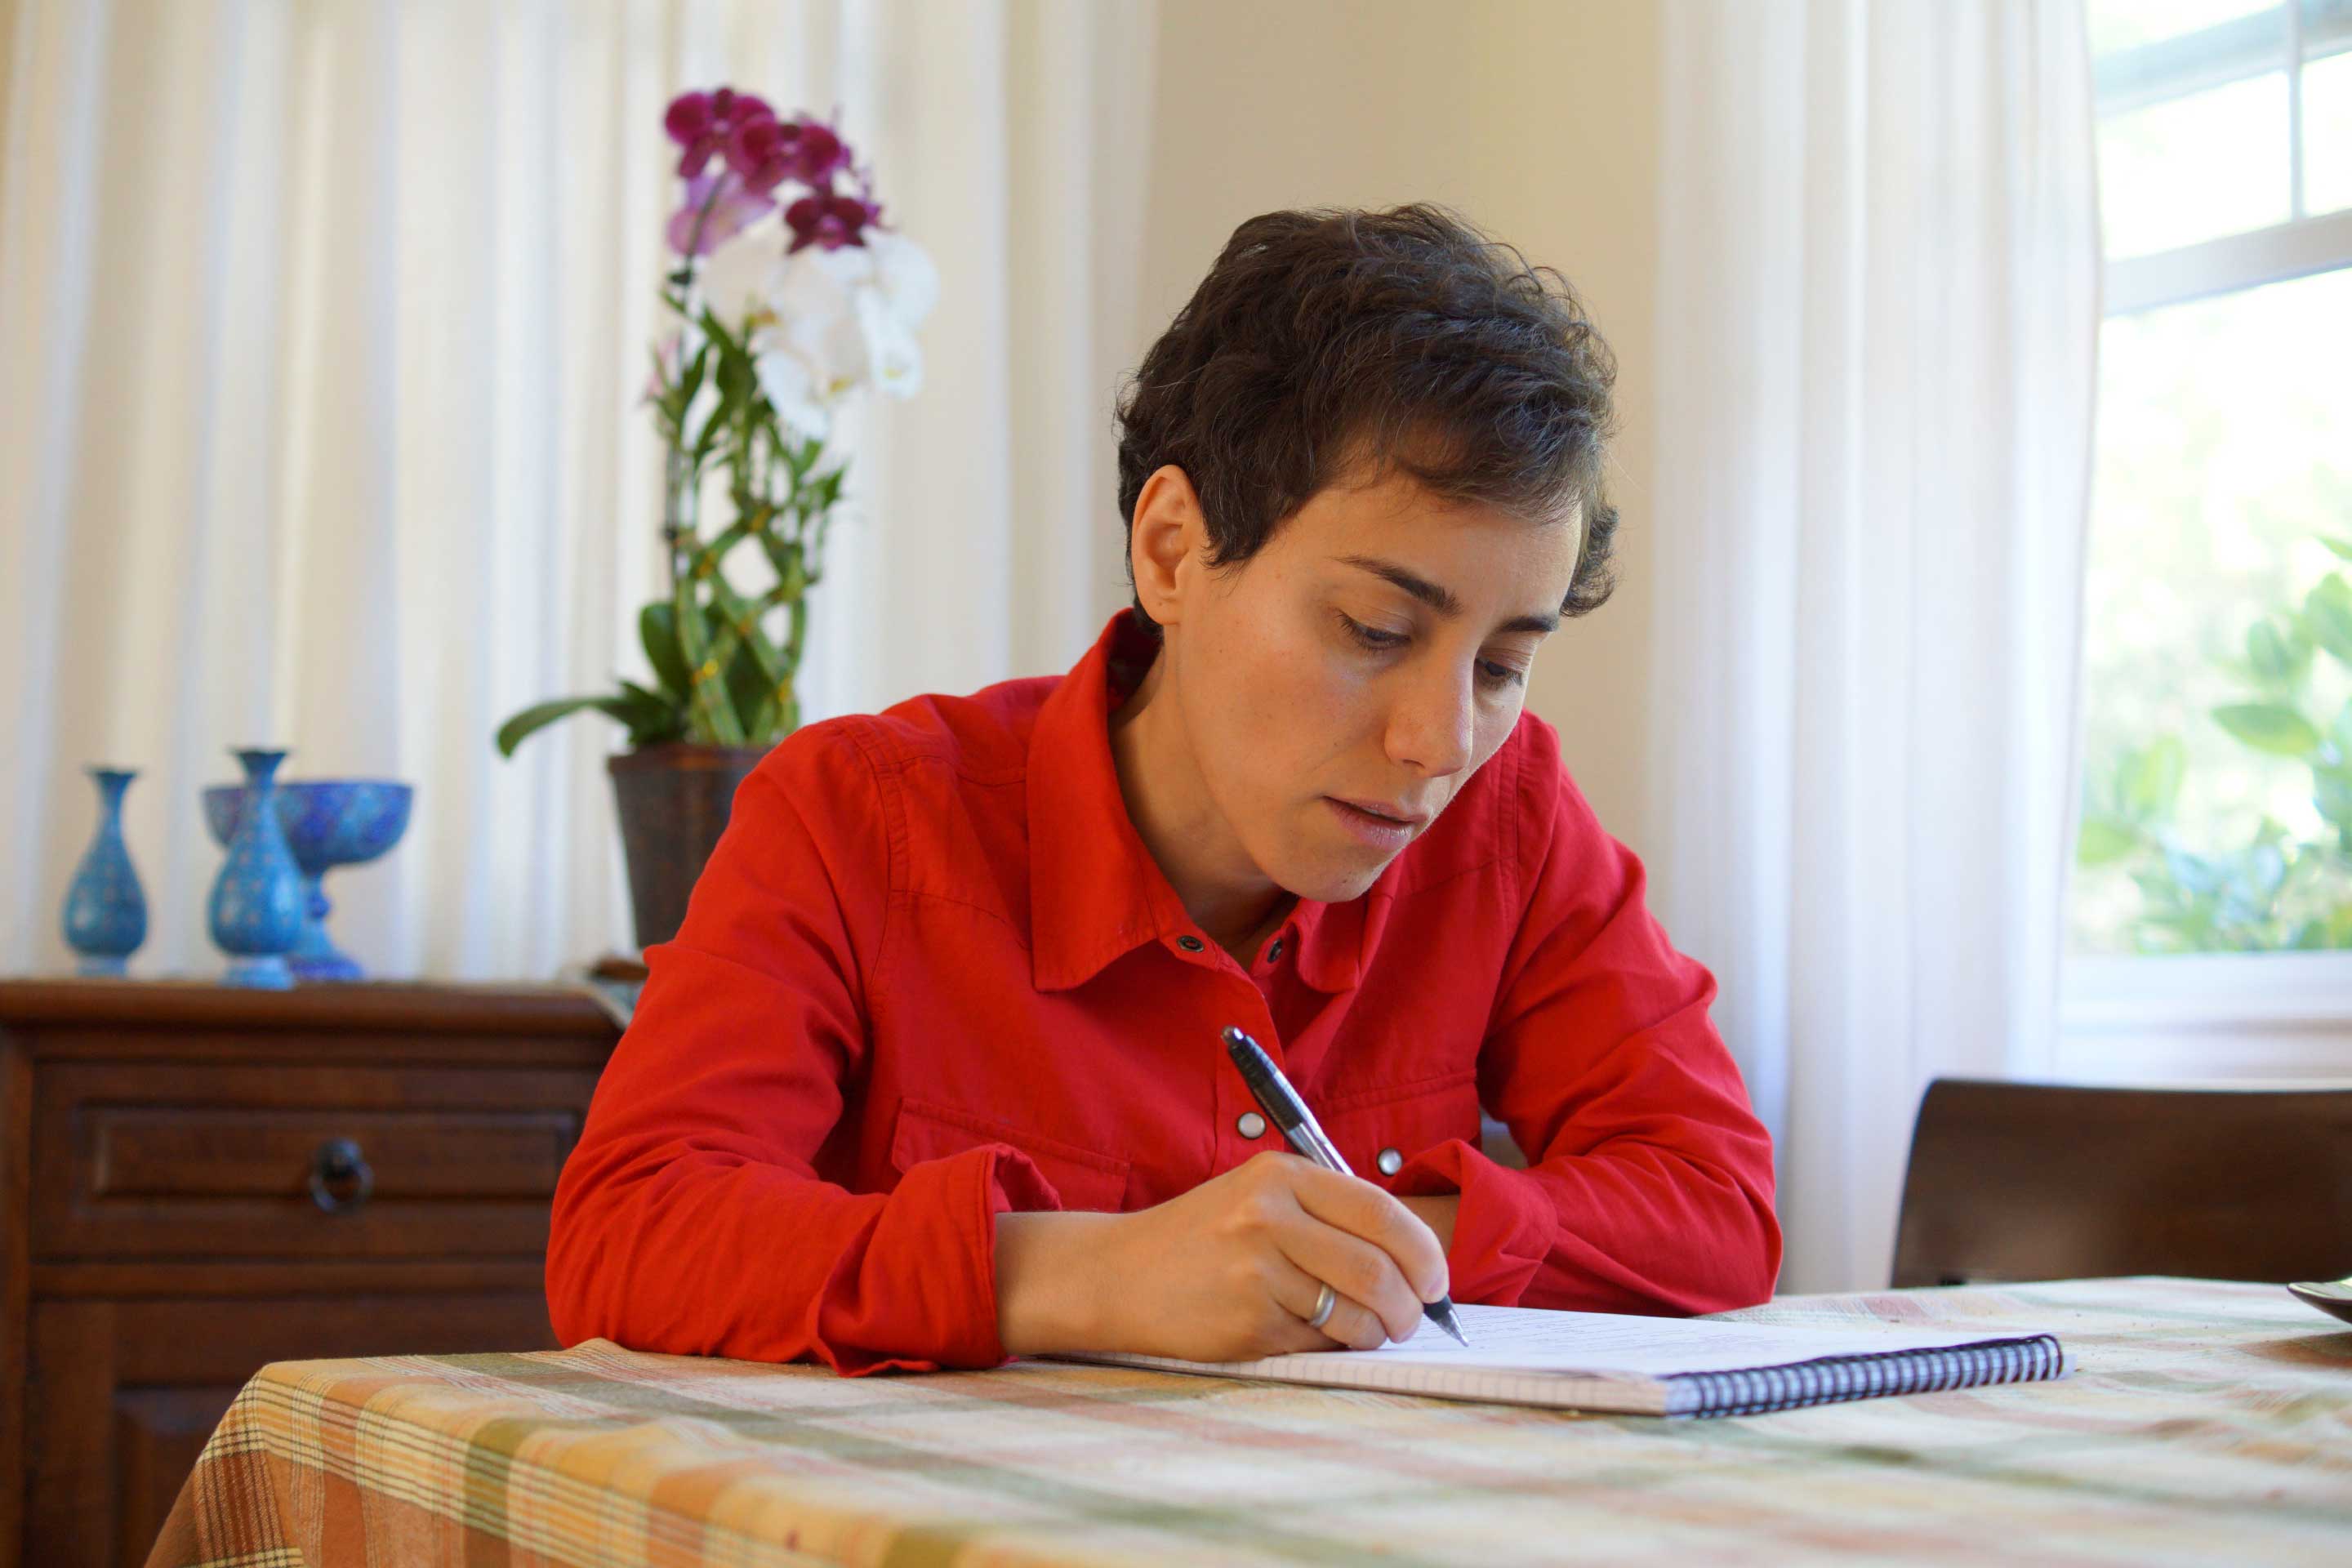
[32, 1060, 599, 1261]
[29, 1291, 562, 1568]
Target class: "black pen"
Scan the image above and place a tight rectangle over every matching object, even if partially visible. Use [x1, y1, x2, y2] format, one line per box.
[1222, 1025, 1471, 1347]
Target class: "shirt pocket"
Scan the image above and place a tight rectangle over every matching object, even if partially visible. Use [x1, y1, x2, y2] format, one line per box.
[1314, 1070, 1482, 1189]
[889, 1095, 1133, 1213]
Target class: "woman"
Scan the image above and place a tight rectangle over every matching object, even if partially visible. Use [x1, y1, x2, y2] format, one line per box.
[547, 205, 1780, 1375]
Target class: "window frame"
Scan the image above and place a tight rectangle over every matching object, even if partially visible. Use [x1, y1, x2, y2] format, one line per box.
[2060, 951, 2352, 1076]
[2107, 205, 2352, 313]
[2058, 2, 2352, 1075]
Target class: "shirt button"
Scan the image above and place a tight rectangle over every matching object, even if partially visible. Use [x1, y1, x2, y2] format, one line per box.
[1176, 934, 1205, 952]
[1376, 1147, 1404, 1176]
[1237, 1111, 1268, 1138]
[1266, 939, 1284, 963]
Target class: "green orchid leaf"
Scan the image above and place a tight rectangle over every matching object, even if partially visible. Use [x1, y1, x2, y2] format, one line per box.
[689, 399, 728, 466]
[710, 333, 754, 409]
[806, 466, 846, 513]
[2320, 536, 2352, 561]
[782, 436, 821, 484]
[639, 603, 693, 699]
[722, 639, 774, 736]
[687, 348, 746, 469]
[2212, 702, 2321, 757]
[493, 695, 635, 759]
[696, 307, 743, 358]
[616, 678, 680, 722]
[613, 679, 687, 748]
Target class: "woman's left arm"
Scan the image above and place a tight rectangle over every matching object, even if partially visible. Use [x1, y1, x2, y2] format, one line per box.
[1386, 726, 1782, 1316]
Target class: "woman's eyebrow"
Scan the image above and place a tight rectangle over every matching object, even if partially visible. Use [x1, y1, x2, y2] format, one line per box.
[1337, 554, 1561, 636]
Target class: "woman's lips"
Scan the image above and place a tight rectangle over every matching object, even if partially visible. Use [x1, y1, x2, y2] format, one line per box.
[1325, 796, 1420, 850]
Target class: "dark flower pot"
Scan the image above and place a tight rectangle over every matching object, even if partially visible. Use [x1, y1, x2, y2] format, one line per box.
[608, 742, 769, 951]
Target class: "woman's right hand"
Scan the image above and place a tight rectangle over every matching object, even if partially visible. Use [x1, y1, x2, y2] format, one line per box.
[994, 1149, 1450, 1362]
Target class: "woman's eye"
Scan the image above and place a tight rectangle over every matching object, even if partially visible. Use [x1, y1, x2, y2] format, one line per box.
[1477, 660, 1527, 689]
[1339, 612, 1407, 650]
[1339, 611, 1526, 688]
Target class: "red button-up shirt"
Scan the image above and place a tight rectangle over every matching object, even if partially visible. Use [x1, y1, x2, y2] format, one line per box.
[548, 610, 1780, 1374]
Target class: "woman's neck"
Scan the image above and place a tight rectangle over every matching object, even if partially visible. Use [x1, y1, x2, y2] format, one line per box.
[1107, 645, 1294, 961]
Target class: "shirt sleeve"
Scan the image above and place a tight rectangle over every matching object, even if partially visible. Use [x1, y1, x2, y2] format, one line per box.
[1388, 723, 1783, 1315]
[545, 721, 1065, 1374]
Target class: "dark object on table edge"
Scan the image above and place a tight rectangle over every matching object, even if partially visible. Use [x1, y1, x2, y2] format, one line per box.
[2287, 1277, 2352, 1325]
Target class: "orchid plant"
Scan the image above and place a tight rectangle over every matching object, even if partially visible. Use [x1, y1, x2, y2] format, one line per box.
[497, 87, 938, 759]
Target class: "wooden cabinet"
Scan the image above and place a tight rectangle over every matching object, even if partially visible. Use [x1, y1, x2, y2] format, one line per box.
[0, 981, 619, 1568]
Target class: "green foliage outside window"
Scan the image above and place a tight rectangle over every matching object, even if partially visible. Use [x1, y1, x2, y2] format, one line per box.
[2076, 540, 2352, 951]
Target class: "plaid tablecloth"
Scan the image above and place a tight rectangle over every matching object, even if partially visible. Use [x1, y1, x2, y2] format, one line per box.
[147, 1276, 2352, 1567]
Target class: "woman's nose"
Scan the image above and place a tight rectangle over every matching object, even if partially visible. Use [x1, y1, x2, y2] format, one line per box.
[1385, 663, 1475, 779]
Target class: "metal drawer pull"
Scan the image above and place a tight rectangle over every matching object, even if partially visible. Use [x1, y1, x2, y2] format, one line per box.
[308, 1137, 375, 1214]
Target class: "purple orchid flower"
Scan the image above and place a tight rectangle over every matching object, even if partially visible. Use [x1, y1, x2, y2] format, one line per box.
[665, 171, 777, 258]
[726, 113, 853, 194]
[663, 87, 776, 180]
[784, 184, 881, 253]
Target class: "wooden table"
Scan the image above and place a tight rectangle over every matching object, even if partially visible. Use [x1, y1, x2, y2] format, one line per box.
[146, 1276, 2352, 1566]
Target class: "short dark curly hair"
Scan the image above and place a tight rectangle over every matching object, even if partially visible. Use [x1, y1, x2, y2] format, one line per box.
[1116, 203, 1619, 630]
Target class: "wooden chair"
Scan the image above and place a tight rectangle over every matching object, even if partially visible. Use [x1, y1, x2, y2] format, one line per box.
[1890, 1078, 2352, 1288]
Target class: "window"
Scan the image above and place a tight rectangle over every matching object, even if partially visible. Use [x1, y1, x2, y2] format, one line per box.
[2069, 1, 2352, 969]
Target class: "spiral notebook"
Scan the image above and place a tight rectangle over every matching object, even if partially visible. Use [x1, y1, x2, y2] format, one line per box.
[1047, 1303, 2073, 1418]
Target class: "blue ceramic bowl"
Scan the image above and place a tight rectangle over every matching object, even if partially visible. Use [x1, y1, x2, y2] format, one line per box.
[203, 779, 413, 874]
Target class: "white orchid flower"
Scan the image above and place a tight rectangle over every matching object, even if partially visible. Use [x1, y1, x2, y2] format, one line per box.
[853, 283, 924, 400]
[752, 350, 831, 443]
[697, 223, 782, 336]
[863, 229, 939, 330]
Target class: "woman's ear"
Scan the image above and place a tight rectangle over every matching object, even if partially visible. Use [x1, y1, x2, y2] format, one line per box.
[1127, 464, 1205, 629]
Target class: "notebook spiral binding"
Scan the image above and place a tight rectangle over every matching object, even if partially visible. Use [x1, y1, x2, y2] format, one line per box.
[1666, 1334, 2069, 1419]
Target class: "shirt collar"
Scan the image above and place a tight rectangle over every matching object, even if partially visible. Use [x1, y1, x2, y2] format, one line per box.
[1026, 610, 1368, 995]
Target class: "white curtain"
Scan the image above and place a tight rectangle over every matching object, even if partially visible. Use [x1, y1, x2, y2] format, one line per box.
[1647, 0, 2099, 1293]
[0, 0, 1155, 980]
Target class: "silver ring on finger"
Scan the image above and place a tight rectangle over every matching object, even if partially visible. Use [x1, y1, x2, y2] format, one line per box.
[1305, 1281, 1338, 1331]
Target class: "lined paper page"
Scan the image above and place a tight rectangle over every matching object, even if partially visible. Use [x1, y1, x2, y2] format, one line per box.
[1047, 1303, 2067, 1415]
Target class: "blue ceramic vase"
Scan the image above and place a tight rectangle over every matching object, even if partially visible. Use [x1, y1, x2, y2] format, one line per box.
[60, 767, 147, 976]
[207, 748, 306, 988]
[201, 780, 413, 982]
